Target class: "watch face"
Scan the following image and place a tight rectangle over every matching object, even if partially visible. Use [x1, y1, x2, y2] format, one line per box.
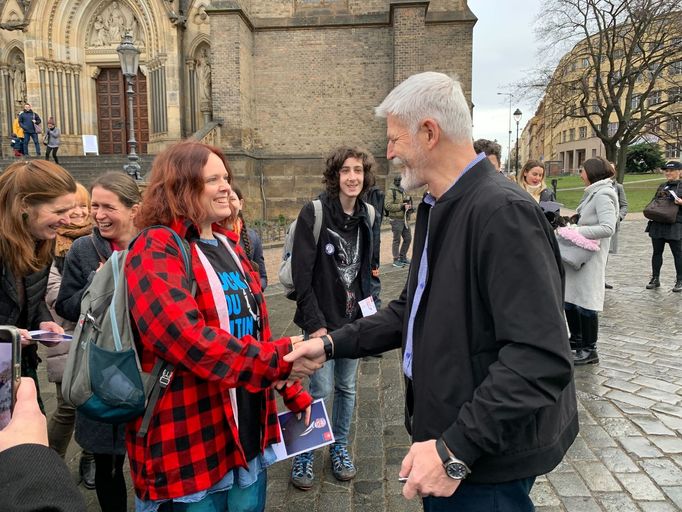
[445, 462, 468, 480]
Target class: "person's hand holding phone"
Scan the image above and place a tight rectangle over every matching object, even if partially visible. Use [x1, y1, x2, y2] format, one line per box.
[0, 378, 48, 451]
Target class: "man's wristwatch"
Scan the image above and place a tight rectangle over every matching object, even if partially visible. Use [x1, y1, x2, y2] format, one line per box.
[435, 438, 471, 480]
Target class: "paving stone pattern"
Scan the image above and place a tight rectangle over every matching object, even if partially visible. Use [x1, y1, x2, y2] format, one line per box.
[39, 218, 682, 510]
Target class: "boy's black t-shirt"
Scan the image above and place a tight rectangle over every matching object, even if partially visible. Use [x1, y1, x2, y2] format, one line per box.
[198, 239, 262, 461]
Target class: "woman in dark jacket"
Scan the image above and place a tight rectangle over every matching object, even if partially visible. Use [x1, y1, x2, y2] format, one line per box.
[645, 161, 682, 292]
[56, 172, 141, 512]
[0, 160, 75, 411]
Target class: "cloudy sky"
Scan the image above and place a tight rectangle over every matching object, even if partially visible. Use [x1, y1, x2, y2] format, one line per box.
[468, 0, 545, 166]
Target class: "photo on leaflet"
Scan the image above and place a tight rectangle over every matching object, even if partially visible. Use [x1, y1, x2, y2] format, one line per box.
[272, 399, 334, 462]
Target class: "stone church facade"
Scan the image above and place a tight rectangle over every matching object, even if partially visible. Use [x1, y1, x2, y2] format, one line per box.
[0, 0, 475, 218]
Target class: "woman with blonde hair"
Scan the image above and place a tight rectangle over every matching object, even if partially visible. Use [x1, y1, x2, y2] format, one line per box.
[0, 160, 75, 410]
[44, 182, 96, 487]
[517, 160, 556, 203]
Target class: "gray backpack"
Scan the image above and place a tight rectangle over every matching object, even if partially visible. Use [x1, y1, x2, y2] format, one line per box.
[61, 226, 193, 435]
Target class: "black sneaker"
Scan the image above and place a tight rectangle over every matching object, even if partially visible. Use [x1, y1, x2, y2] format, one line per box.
[646, 277, 660, 289]
[673, 280, 682, 293]
[392, 259, 405, 268]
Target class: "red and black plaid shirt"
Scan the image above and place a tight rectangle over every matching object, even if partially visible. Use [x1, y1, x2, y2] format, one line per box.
[125, 219, 311, 501]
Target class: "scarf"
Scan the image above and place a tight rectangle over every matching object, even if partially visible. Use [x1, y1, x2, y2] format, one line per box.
[55, 222, 93, 257]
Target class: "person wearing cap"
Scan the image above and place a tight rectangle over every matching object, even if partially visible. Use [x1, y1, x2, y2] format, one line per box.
[645, 160, 682, 293]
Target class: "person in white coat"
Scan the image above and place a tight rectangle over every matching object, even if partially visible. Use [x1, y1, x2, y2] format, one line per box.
[564, 157, 618, 366]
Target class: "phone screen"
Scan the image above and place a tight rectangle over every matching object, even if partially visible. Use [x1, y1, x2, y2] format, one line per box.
[0, 327, 20, 430]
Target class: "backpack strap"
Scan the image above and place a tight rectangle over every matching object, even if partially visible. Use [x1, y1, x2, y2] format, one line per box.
[312, 199, 323, 245]
[364, 201, 376, 227]
[135, 225, 196, 438]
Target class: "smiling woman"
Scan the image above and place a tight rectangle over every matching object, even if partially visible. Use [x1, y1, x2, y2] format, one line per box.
[120, 140, 312, 508]
[0, 159, 76, 413]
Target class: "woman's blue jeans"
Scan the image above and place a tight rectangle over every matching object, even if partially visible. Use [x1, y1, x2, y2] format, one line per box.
[157, 470, 267, 512]
[309, 357, 359, 445]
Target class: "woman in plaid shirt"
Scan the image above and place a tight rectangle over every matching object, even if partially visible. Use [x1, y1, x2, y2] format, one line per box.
[125, 140, 312, 511]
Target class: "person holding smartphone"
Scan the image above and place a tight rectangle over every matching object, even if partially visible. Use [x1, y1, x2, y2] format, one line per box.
[0, 160, 75, 412]
[0, 377, 87, 511]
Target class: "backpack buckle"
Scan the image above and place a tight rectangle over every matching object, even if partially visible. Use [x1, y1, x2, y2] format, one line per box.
[159, 368, 173, 388]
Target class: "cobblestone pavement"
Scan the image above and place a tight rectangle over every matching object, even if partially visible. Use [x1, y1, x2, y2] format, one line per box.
[39, 218, 682, 511]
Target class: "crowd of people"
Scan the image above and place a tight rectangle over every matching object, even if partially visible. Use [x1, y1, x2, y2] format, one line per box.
[0, 71, 680, 512]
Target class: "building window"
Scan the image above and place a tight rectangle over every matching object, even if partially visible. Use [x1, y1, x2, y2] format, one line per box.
[631, 94, 640, 109]
[582, 57, 590, 68]
[608, 122, 618, 136]
[562, 130, 567, 143]
[592, 149, 597, 157]
[579, 126, 587, 139]
[569, 128, 575, 141]
[669, 87, 682, 103]
[647, 91, 662, 106]
[666, 143, 680, 159]
[670, 61, 682, 76]
[667, 117, 682, 135]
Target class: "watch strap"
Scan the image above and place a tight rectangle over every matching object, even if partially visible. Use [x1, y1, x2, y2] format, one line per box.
[435, 437, 452, 465]
[321, 334, 333, 361]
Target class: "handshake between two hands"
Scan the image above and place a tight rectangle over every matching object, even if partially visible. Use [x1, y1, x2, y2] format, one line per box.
[281, 335, 327, 384]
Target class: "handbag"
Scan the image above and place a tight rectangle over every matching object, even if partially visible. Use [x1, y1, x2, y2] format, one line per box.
[33, 115, 42, 134]
[555, 226, 601, 271]
[643, 185, 680, 224]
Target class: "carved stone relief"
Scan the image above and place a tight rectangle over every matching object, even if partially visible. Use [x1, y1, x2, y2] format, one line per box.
[88, 1, 143, 48]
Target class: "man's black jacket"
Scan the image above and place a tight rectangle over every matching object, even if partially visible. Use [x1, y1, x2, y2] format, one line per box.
[332, 158, 578, 483]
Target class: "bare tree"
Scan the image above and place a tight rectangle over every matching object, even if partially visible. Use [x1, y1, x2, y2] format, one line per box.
[527, 0, 682, 181]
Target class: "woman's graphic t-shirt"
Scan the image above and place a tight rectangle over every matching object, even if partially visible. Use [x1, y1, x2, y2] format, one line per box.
[199, 238, 263, 461]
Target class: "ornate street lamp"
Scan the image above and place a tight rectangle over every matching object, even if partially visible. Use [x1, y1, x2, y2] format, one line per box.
[117, 33, 142, 180]
[513, 108, 522, 177]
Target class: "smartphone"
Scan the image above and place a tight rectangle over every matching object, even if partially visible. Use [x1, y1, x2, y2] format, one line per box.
[0, 326, 22, 430]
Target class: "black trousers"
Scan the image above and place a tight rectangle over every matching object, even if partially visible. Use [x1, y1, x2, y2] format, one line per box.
[45, 145, 59, 164]
[651, 238, 682, 279]
[94, 453, 127, 512]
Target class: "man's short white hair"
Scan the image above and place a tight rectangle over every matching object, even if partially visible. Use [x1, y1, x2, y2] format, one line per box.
[375, 72, 472, 143]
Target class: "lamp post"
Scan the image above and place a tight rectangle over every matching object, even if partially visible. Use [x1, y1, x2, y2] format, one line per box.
[497, 92, 512, 173]
[117, 33, 142, 181]
[513, 108, 522, 177]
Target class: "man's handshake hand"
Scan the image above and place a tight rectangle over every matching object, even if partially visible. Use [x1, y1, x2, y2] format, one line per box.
[284, 337, 326, 381]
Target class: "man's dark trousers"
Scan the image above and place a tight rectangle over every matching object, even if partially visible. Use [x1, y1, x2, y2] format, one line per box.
[23, 132, 40, 156]
[422, 477, 535, 512]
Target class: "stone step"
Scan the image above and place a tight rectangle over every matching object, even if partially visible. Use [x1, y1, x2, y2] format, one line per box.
[0, 155, 157, 185]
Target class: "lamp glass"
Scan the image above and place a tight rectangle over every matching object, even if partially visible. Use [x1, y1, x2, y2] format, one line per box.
[117, 34, 140, 78]
[513, 109, 522, 123]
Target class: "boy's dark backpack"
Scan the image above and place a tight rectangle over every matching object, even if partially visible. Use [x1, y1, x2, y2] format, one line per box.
[62, 226, 194, 435]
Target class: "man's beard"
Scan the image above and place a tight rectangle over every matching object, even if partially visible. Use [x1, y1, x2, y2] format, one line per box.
[391, 151, 427, 191]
